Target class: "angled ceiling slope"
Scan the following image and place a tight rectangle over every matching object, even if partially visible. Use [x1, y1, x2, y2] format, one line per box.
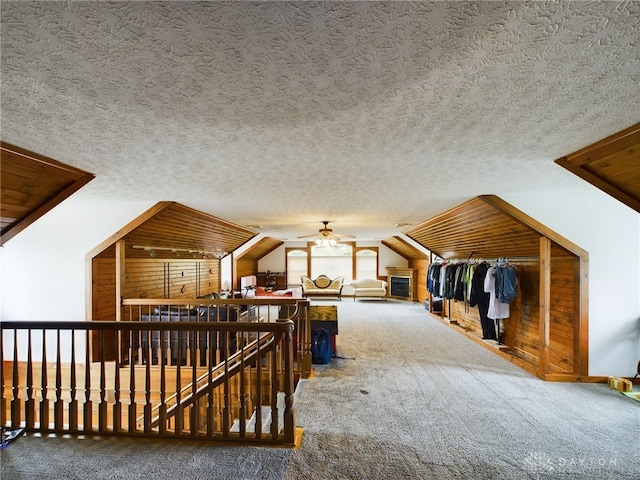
[1, 142, 95, 245]
[555, 122, 640, 213]
[235, 237, 284, 262]
[87, 201, 258, 260]
[403, 195, 587, 261]
[381, 236, 429, 261]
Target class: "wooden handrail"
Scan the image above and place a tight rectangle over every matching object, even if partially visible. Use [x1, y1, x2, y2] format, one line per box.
[1, 312, 299, 445]
[141, 331, 280, 428]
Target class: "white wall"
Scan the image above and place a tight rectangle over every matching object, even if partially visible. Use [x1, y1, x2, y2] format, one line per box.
[1, 196, 154, 322]
[504, 188, 640, 377]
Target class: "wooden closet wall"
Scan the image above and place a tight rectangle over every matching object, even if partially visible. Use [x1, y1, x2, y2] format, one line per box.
[86, 201, 258, 323]
[404, 195, 589, 381]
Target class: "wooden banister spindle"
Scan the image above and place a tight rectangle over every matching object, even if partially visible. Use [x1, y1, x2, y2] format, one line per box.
[99, 330, 108, 432]
[128, 329, 137, 433]
[25, 330, 35, 429]
[11, 330, 21, 427]
[222, 331, 230, 437]
[40, 330, 49, 431]
[158, 330, 167, 434]
[255, 332, 263, 439]
[206, 329, 215, 436]
[238, 332, 247, 437]
[54, 330, 64, 431]
[190, 330, 198, 435]
[68, 330, 78, 431]
[270, 335, 278, 440]
[144, 329, 152, 433]
[83, 329, 92, 432]
[282, 326, 296, 445]
[174, 330, 184, 435]
[113, 328, 122, 433]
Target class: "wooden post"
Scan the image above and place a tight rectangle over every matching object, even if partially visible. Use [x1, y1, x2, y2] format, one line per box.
[279, 320, 296, 446]
[115, 240, 126, 322]
[539, 237, 551, 377]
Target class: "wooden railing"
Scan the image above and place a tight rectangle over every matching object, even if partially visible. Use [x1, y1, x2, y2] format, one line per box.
[1, 298, 311, 446]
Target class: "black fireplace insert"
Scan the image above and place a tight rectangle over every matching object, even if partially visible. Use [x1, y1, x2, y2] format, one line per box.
[390, 276, 410, 298]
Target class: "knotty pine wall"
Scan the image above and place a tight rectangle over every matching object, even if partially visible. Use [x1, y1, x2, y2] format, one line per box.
[235, 256, 258, 290]
[91, 257, 220, 322]
[443, 254, 579, 376]
[408, 258, 429, 304]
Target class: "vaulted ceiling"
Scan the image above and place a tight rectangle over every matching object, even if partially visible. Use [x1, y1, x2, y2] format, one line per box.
[1, 1, 638, 243]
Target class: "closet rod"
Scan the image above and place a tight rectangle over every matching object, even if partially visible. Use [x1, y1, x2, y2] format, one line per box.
[445, 255, 539, 263]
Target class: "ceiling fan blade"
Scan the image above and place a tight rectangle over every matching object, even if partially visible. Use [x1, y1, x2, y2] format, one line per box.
[296, 221, 356, 240]
[333, 233, 356, 239]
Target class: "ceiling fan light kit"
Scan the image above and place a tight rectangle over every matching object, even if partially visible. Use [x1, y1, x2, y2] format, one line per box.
[297, 221, 356, 245]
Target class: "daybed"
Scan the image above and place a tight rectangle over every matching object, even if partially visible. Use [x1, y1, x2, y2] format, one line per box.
[301, 275, 344, 300]
[350, 278, 388, 301]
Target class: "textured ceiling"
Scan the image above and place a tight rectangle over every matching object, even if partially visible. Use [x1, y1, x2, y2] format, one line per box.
[1, 1, 638, 241]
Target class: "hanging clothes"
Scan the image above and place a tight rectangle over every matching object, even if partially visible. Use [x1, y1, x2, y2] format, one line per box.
[469, 262, 496, 340]
[427, 263, 443, 297]
[484, 265, 510, 320]
[497, 264, 518, 303]
[453, 263, 466, 301]
[439, 264, 448, 298]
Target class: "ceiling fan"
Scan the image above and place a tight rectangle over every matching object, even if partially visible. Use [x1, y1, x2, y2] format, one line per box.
[297, 221, 356, 245]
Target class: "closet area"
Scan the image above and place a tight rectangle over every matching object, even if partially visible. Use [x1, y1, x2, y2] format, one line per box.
[405, 195, 589, 381]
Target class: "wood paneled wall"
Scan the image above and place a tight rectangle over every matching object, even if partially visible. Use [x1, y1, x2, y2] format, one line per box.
[91, 257, 220, 322]
[235, 257, 258, 290]
[443, 252, 582, 378]
[408, 258, 429, 304]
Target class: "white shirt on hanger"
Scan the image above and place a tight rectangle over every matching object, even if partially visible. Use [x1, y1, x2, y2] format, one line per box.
[484, 266, 510, 320]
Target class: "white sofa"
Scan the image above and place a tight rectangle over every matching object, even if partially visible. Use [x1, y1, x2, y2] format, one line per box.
[350, 278, 387, 301]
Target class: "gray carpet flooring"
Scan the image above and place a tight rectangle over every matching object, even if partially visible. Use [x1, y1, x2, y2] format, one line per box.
[1, 300, 638, 479]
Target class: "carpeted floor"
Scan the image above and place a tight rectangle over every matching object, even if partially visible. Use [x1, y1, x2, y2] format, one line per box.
[2, 301, 639, 479]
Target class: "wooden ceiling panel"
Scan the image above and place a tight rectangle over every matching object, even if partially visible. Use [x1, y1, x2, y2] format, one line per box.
[89, 202, 259, 260]
[555, 122, 640, 213]
[381, 236, 429, 260]
[1, 142, 95, 245]
[404, 195, 586, 260]
[235, 237, 284, 262]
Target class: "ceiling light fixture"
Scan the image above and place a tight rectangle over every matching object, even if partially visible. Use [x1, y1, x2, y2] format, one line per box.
[297, 221, 355, 245]
[315, 238, 337, 247]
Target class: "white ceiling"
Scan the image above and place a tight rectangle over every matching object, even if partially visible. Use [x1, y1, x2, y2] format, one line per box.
[1, 1, 638, 241]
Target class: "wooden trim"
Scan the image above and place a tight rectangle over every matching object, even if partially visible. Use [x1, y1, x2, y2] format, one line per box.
[555, 158, 640, 212]
[577, 256, 590, 376]
[1, 142, 95, 245]
[115, 240, 125, 322]
[554, 122, 640, 213]
[85, 256, 93, 322]
[381, 236, 429, 261]
[479, 195, 589, 259]
[559, 122, 639, 165]
[539, 237, 551, 376]
[85, 202, 172, 259]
